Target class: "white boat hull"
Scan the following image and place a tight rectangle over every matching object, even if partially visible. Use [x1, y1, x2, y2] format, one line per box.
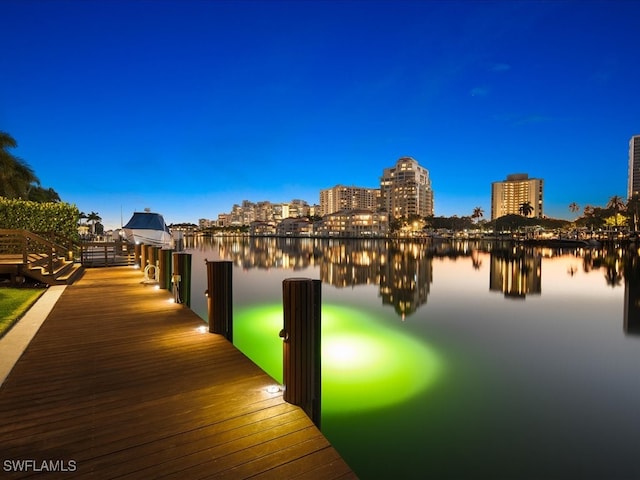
[123, 211, 172, 247]
[123, 228, 172, 247]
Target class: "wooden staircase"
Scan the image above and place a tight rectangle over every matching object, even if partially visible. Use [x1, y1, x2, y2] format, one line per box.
[23, 254, 84, 285]
[0, 229, 84, 285]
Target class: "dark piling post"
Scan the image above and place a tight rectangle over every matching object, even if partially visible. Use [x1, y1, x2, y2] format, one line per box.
[158, 249, 173, 290]
[144, 245, 153, 266]
[172, 252, 192, 306]
[138, 243, 146, 269]
[205, 260, 233, 341]
[280, 278, 322, 427]
[149, 246, 161, 280]
[149, 246, 159, 267]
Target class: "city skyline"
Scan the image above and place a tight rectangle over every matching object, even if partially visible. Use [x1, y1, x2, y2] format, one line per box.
[2, 1, 639, 230]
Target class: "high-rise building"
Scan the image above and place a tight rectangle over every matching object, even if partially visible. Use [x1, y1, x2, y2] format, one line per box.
[380, 157, 434, 218]
[491, 173, 543, 220]
[628, 135, 640, 199]
[319, 185, 380, 216]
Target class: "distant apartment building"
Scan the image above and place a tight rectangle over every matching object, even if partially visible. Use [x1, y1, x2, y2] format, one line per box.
[491, 173, 544, 220]
[380, 157, 434, 218]
[217, 213, 229, 227]
[249, 221, 276, 236]
[316, 209, 389, 237]
[199, 218, 215, 229]
[628, 135, 640, 199]
[218, 199, 312, 226]
[276, 217, 312, 236]
[288, 199, 311, 218]
[319, 185, 380, 216]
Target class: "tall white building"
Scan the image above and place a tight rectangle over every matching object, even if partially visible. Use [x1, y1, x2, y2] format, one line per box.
[380, 157, 434, 218]
[491, 173, 544, 220]
[319, 185, 380, 216]
[628, 135, 640, 199]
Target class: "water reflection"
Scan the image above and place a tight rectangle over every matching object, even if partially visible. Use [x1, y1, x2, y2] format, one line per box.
[188, 236, 640, 321]
[489, 245, 541, 299]
[624, 250, 640, 335]
[185, 236, 640, 479]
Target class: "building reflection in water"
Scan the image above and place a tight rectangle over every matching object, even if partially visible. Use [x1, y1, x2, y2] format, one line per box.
[379, 241, 432, 320]
[190, 236, 469, 319]
[489, 245, 542, 299]
[188, 235, 640, 327]
[624, 250, 640, 336]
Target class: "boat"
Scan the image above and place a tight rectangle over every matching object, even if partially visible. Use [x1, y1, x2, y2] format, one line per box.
[123, 210, 172, 247]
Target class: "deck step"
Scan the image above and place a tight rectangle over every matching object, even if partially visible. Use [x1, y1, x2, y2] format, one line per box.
[55, 263, 84, 284]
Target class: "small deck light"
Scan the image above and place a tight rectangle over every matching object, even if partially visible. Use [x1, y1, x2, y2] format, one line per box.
[265, 385, 281, 394]
[196, 325, 207, 333]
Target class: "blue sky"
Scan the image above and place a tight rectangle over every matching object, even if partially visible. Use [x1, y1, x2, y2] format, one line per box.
[2, 0, 639, 229]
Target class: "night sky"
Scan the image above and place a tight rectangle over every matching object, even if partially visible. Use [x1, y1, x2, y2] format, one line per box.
[2, 0, 639, 229]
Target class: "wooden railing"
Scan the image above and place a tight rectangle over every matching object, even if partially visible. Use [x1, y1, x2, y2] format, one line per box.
[1, 229, 136, 270]
[79, 241, 135, 266]
[0, 229, 71, 275]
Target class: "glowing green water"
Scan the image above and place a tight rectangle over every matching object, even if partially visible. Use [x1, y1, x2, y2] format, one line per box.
[233, 303, 442, 413]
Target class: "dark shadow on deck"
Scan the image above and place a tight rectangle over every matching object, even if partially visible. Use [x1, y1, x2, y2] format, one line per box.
[0, 267, 356, 479]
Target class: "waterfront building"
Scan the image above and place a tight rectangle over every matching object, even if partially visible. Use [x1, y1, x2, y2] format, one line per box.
[628, 135, 640, 199]
[319, 185, 380, 216]
[276, 217, 312, 236]
[217, 213, 229, 227]
[198, 218, 215, 229]
[249, 221, 276, 236]
[316, 209, 389, 237]
[380, 157, 434, 218]
[217, 199, 313, 226]
[491, 173, 544, 220]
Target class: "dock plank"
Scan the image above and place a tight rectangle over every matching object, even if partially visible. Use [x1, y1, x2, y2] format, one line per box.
[0, 267, 356, 479]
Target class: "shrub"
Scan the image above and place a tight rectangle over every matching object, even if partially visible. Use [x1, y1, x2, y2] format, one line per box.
[0, 197, 79, 239]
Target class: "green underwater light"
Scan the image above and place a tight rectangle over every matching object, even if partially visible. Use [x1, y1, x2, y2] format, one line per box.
[233, 304, 442, 413]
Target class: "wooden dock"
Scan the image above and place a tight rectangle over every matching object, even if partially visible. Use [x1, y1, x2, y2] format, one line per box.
[0, 267, 356, 479]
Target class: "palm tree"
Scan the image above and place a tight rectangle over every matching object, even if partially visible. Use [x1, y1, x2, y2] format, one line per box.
[569, 202, 579, 215]
[87, 211, 102, 235]
[0, 131, 40, 199]
[28, 186, 61, 202]
[519, 201, 534, 217]
[606, 195, 626, 227]
[471, 207, 484, 225]
[583, 205, 594, 217]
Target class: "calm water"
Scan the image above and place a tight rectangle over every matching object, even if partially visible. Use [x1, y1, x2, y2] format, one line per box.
[184, 237, 640, 479]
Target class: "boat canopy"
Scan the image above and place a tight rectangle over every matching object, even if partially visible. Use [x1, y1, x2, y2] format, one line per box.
[123, 212, 170, 233]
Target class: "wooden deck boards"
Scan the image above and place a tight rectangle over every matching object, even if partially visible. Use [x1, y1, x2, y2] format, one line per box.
[0, 267, 356, 479]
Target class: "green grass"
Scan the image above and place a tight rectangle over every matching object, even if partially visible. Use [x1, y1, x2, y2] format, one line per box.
[0, 288, 46, 338]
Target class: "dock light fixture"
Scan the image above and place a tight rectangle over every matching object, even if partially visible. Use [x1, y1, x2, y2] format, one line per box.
[196, 325, 207, 333]
[266, 385, 281, 394]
